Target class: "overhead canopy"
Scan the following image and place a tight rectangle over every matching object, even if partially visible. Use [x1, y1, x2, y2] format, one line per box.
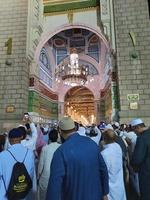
[43, 0, 100, 14]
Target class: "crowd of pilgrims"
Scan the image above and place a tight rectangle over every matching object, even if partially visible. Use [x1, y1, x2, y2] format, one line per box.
[0, 115, 149, 200]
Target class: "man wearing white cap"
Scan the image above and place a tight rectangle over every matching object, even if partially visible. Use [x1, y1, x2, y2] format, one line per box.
[46, 116, 109, 200]
[131, 118, 150, 200]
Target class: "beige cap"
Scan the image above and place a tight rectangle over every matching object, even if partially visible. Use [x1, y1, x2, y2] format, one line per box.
[59, 116, 75, 131]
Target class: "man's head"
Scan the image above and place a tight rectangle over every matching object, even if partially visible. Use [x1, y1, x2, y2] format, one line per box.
[98, 121, 106, 131]
[70, 48, 77, 54]
[58, 116, 75, 140]
[112, 121, 120, 130]
[130, 118, 145, 134]
[49, 129, 59, 143]
[74, 121, 79, 131]
[17, 126, 27, 139]
[8, 128, 23, 144]
[103, 129, 116, 144]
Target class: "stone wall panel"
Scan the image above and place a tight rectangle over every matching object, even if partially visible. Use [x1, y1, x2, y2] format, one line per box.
[114, 0, 150, 123]
[0, 0, 29, 128]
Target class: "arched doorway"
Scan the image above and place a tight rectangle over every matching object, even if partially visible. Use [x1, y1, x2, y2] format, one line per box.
[64, 86, 95, 125]
[33, 24, 116, 123]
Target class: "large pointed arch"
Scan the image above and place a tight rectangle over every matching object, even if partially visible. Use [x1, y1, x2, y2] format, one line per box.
[64, 86, 95, 124]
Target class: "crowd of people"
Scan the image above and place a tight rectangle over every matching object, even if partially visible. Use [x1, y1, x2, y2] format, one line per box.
[0, 114, 150, 200]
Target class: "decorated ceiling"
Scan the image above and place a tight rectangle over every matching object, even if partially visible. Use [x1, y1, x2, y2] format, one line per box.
[50, 28, 100, 70]
[39, 27, 110, 89]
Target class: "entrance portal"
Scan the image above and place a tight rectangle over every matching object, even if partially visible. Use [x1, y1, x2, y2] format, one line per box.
[64, 86, 95, 125]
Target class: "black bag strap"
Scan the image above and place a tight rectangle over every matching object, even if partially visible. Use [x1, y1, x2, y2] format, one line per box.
[7, 149, 28, 163]
[37, 166, 44, 185]
[23, 149, 28, 163]
[1, 175, 7, 192]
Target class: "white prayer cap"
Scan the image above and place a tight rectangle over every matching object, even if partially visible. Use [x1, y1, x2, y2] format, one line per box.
[114, 122, 120, 128]
[18, 124, 27, 130]
[104, 124, 114, 130]
[78, 127, 86, 136]
[130, 118, 143, 127]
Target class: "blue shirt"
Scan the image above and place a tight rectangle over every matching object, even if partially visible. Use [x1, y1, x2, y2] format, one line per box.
[46, 133, 109, 200]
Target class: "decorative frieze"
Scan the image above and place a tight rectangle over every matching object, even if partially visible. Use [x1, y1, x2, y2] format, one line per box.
[27, 0, 43, 60]
[29, 76, 58, 100]
[101, 0, 108, 16]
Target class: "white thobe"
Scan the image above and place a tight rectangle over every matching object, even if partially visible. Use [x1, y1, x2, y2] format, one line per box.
[21, 122, 38, 151]
[77, 127, 86, 136]
[123, 132, 139, 194]
[123, 131, 137, 152]
[101, 143, 126, 200]
[38, 142, 61, 200]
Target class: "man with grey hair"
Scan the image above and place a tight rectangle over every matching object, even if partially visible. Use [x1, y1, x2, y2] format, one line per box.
[131, 118, 150, 200]
[46, 116, 109, 200]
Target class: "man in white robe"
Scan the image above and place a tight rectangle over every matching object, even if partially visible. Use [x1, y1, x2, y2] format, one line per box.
[101, 129, 126, 200]
[38, 129, 61, 200]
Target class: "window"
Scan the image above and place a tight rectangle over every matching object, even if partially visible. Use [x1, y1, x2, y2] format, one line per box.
[39, 48, 51, 73]
[88, 45, 99, 62]
[56, 48, 67, 65]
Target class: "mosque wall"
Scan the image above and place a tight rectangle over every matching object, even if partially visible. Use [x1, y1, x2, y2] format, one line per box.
[0, 0, 58, 129]
[27, 0, 59, 123]
[114, 0, 150, 124]
[100, 85, 112, 123]
[0, 0, 29, 129]
[28, 90, 58, 123]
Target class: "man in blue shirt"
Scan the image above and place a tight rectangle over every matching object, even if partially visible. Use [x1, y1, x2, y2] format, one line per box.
[46, 116, 109, 200]
[0, 128, 35, 200]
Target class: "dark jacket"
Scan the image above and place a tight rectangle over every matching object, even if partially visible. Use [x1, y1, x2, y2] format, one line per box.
[132, 128, 150, 200]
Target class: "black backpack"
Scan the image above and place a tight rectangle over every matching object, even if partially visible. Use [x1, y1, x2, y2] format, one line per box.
[2, 149, 33, 200]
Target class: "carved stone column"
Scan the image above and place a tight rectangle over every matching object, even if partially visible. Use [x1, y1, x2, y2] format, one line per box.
[27, 0, 43, 60]
[100, 0, 116, 49]
[58, 101, 65, 120]
[110, 50, 120, 122]
[94, 99, 101, 124]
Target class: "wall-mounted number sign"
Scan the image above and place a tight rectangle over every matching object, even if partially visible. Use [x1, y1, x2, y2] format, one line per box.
[6, 105, 15, 113]
[127, 94, 139, 101]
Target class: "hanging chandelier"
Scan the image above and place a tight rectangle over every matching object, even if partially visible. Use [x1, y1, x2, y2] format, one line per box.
[55, 48, 89, 87]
